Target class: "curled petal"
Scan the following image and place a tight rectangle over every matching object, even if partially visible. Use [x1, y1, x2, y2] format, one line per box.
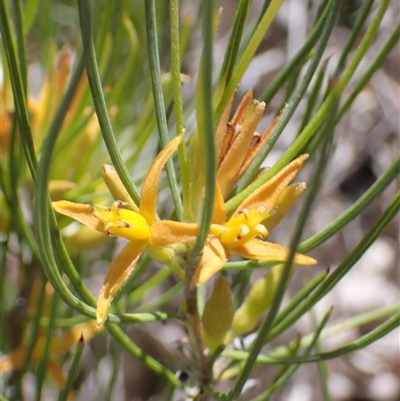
[52, 201, 107, 234]
[235, 238, 317, 265]
[218, 101, 266, 198]
[263, 182, 307, 232]
[149, 220, 198, 247]
[234, 154, 308, 216]
[191, 238, 229, 288]
[140, 133, 183, 224]
[97, 240, 146, 327]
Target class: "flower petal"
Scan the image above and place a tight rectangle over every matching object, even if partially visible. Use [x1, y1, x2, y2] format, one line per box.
[216, 94, 234, 165]
[218, 89, 253, 165]
[140, 133, 183, 224]
[234, 154, 308, 215]
[149, 220, 198, 247]
[218, 100, 266, 198]
[238, 105, 287, 177]
[97, 240, 146, 327]
[52, 200, 107, 234]
[263, 182, 307, 232]
[191, 238, 229, 288]
[235, 238, 317, 265]
[212, 184, 226, 224]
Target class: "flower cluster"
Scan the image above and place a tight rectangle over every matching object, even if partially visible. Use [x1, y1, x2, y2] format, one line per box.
[52, 91, 316, 331]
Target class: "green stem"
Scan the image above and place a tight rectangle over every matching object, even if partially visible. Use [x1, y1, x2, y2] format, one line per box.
[232, 0, 340, 200]
[229, 78, 339, 400]
[106, 323, 183, 387]
[267, 311, 400, 364]
[77, 0, 140, 205]
[190, 0, 216, 258]
[217, 0, 251, 89]
[35, 294, 59, 401]
[267, 191, 400, 341]
[170, 0, 190, 220]
[12, 0, 27, 95]
[260, 1, 330, 106]
[0, 0, 37, 179]
[335, 21, 400, 124]
[216, 0, 284, 118]
[228, 0, 390, 213]
[299, 155, 400, 253]
[57, 335, 84, 401]
[335, 0, 375, 74]
[251, 307, 333, 401]
[224, 304, 399, 363]
[144, 0, 183, 220]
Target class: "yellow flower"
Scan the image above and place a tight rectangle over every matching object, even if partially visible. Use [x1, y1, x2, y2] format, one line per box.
[53, 134, 199, 327]
[191, 154, 317, 287]
[153, 152, 316, 289]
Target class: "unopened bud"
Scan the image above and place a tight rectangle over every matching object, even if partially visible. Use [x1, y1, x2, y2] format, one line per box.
[201, 277, 234, 352]
[102, 164, 139, 212]
[228, 265, 283, 341]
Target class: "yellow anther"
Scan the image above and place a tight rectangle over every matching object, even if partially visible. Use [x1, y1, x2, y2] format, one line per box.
[255, 224, 268, 238]
[233, 225, 263, 247]
[237, 225, 250, 239]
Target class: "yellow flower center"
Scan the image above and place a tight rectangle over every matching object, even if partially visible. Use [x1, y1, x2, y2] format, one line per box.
[92, 204, 151, 241]
[211, 206, 270, 248]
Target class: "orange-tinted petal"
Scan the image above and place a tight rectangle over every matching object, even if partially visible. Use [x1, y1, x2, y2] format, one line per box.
[238, 105, 287, 178]
[216, 94, 234, 165]
[212, 184, 226, 224]
[97, 240, 146, 327]
[140, 133, 183, 224]
[149, 220, 198, 247]
[191, 238, 229, 288]
[59, 321, 99, 349]
[234, 154, 308, 216]
[52, 201, 107, 234]
[218, 101, 265, 198]
[263, 182, 307, 232]
[235, 238, 316, 265]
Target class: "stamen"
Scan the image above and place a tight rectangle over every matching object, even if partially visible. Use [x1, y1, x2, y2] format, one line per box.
[237, 225, 250, 239]
[255, 224, 268, 238]
[257, 205, 267, 214]
[238, 208, 250, 219]
[251, 132, 262, 147]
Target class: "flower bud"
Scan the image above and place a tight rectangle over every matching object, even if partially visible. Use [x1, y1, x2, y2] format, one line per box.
[201, 277, 234, 352]
[102, 164, 139, 212]
[228, 265, 283, 341]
